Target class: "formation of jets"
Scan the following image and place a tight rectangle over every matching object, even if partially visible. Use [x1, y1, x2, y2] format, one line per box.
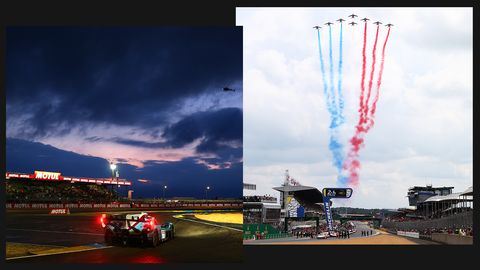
[313, 14, 393, 29]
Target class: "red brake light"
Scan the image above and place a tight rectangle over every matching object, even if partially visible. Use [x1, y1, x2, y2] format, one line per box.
[100, 214, 106, 228]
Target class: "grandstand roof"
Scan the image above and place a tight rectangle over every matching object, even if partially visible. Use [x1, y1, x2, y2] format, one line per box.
[273, 185, 324, 204]
[423, 192, 472, 203]
[460, 186, 473, 196]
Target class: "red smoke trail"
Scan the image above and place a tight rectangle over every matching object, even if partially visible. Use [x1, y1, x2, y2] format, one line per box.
[367, 27, 391, 130]
[363, 24, 380, 126]
[358, 22, 368, 128]
[344, 26, 391, 187]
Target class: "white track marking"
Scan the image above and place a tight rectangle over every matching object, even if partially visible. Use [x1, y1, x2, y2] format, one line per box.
[7, 228, 104, 236]
[174, 216, 242, 232]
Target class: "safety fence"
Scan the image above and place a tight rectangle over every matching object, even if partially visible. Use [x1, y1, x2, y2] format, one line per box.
[243, 233, 290, 240]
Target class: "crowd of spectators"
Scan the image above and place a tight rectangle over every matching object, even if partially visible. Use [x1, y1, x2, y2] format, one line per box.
[417, 226, 473, 237]
[383, 216, 422, 222]
[243, 210, 262, 224]
[243, 195, 277, 203]
[6, 180, 119, 203]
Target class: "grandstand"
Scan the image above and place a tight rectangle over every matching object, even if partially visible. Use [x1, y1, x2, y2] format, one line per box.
[6, 178, 120, 203]
[5, 170, 130, 203]
[381, 185, 473, 241]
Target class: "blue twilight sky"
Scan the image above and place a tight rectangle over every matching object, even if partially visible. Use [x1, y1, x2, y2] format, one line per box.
[6, 27, 243, 199]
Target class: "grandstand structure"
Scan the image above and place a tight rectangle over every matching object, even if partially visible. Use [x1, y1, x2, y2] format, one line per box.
[6, 171, 132, 186]
[382, 185, 473, 240]
[6, 170, 131, 203]
[402, 185, 473, 219]
[243, 181, 281, 226]
[243, 171, 329, 238]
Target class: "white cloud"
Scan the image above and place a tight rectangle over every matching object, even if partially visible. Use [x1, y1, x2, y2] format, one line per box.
[237, 7, 472, 208]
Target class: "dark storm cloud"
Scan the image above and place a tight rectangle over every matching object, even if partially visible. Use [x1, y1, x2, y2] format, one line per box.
[112, 138, 167, 148]
[6, 27, 242, 138]
[88, 107, 242, 160]
[162, 107, 242, 153]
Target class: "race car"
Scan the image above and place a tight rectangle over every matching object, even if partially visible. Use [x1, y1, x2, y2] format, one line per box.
[100, 212, 175, 247]
[316, 232, 330, 239]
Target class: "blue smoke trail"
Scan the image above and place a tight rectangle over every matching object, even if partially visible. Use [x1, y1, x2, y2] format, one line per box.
[316, 29, 334, 118]
[317, 26, 346, 186]
[337, 23, 345, 125]
[328, 25, 338, 128]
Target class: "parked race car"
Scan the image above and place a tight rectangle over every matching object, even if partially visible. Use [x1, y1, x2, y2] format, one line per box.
[100, 212, 175, 247]
[316, 232, 330, 239]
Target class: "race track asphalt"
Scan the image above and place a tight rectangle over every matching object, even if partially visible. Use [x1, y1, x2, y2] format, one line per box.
[6, 209, 242, 263]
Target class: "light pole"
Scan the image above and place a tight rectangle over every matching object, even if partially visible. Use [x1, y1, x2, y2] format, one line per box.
[109, 163, 117, 181]
[109, 163, 117, 192]
[163, 185, 167, 200]
[205, 186, 210, 200]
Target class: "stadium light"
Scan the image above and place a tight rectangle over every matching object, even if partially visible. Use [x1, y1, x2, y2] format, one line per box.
[206, 186, 210, 200]
[110, 163, 117, 181]
[163, 185, 167, 200]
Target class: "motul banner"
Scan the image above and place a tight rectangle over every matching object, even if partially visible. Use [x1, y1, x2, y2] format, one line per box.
[35, 171, 61, 180]
[7, 202, 241, 209]
[49, 208, 70, 215]
[31, 204, 49, 208]
[6, 171, 132, 186]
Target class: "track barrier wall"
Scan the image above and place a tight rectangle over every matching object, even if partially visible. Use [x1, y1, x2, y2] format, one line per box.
[431, 233, 473, 245]
[6, 202, 242, 210]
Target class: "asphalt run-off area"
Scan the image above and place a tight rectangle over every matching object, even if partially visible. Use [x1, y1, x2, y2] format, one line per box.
[6, 209, 243, 263]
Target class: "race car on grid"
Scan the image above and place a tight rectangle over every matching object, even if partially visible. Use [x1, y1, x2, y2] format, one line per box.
[100, 212, 175, 247]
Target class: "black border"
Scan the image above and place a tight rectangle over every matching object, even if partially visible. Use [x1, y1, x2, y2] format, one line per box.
[1, 0, 478, 269]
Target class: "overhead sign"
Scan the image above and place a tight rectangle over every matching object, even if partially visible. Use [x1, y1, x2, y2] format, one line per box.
[322, 188, 353, 199]
[35, 171, 61, 180]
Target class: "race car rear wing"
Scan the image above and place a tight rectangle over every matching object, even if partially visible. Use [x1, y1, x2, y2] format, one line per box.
[100, 212, 150, 228]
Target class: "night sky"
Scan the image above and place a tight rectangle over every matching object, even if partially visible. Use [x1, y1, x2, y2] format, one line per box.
[6, 27, 243, 199]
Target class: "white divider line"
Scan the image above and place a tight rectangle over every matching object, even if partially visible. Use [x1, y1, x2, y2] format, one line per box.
[174, 216, 243, 232]
[6, 245, 112, 260]
[7, 228, 104, 236]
